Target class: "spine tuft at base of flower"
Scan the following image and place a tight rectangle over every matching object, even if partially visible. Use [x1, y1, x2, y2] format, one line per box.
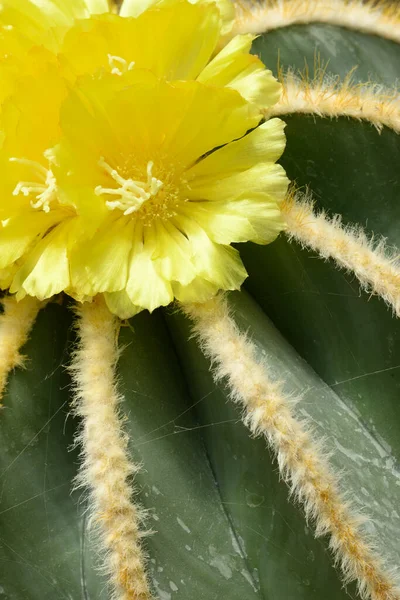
[0, 295, 42, 403]
[282, 188, 400, 317]
[183, 294, 400, 600]
[71, 297, 152, 600]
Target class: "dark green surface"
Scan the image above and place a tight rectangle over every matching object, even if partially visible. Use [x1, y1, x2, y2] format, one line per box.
[252, 23, 400, 83]
[1, 16, 400, 600]
[0, 304, 84, 599]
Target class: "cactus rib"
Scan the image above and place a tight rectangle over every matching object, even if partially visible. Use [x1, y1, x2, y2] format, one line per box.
[71, 297, 152, 600]
[185, 294, 400, 600]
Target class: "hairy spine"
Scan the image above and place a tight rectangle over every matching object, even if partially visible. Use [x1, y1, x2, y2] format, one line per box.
[233, 0, 400, 43]
[72, 298, 152, 600]
[268, 69, 400, 133]
[0, 295, 42, 401]
[282, 190, 400, 316]
[184, 295, 400, 600]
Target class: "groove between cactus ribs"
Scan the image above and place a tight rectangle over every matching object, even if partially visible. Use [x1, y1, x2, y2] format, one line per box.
[282, 189, 400, 317]
[267, 70, 400, 133]
[71, 298, 152, 600]
[184, 294, 400, 600]
[0, 295, 42, 402]
[232, 0, 400, 43]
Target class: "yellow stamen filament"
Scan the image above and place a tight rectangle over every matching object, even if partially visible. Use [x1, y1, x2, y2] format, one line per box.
[282, 189, 400, 317]
[232, 0, 400, 44]
[72, 298, 152, 600]
[0, 295, 42, 402]
[184, 295, 400, 600]
[95, 158, 164, 215]
[267, 68, 400, 134]
[10, 157, 57, 213]
[108, 54, 135, 76]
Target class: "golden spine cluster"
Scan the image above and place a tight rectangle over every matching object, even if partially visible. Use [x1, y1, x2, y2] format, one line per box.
[183, 294, 400, 600]
[71, 299, 152, 600]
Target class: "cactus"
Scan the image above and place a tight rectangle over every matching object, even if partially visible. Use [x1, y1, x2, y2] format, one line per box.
[0, 1, 399, 599]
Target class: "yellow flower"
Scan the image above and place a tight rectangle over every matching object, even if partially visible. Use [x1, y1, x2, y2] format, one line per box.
[59, 2, 280, 110]
[0, 1, 288, 316]
[40, 70, 287, 317]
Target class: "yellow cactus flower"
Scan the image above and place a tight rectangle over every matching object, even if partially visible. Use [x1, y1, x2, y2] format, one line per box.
[2, 69, 287, 317]
[0, 0, 288, 317]
[59, 2, 281, 110]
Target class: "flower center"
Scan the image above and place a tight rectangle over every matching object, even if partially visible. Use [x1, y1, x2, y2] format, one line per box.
[10, 153, 57, 213]
[108, 54, 135, 76]
[95, 158, 165, 216]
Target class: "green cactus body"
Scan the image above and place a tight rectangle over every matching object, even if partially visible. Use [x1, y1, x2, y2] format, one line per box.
[0, 2, 400, 599]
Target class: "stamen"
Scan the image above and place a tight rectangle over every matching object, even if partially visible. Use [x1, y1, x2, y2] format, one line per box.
[95, 157, 164, 216]
[107, 54, 135, 76]
[10, 157, 58, 213]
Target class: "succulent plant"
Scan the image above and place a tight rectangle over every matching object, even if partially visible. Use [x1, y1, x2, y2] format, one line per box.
[0, 1, 399, 600]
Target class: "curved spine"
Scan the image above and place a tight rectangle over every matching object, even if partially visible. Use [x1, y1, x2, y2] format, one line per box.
[184, 294, 400, 600]
[267, 69, 400, 133]
[72, 298, 152, 600]
[282, 189, 400, 317]
[233, 0, 400, 43]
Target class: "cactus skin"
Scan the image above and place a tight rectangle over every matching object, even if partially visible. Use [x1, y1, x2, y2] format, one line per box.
[0, 3, 400, 600]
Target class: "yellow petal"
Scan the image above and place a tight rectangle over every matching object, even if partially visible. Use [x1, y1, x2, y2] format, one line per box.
[125, 224, 174, 312]
[172, 214, 248, 290]
[61, 5, 220, 81]
[172, 276, 219, 304]
[198, 34, 281, 108]
[120, 0, 158, 16]
[0, 0, 109, 50]
[58, 70, 261, 176]
[84, 0, 110, 12]
[187, 119, 286, 179]
[1, 64, 67, 161]
[70, 217, 134, 296]
[10, 219, 74, 300]
[120, 0, 234, 33]
[159, 79, 261, 167]
[152, 220, 195, 286]
[0, 212, 63, 269]
[0, 264, 19, 290]
[181, 193, 285, 245]
[103, 290, 142, 319]
[187, 162, 289, 203]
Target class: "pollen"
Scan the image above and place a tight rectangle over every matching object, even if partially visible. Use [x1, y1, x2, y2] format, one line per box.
[10, 156, 58, 213]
